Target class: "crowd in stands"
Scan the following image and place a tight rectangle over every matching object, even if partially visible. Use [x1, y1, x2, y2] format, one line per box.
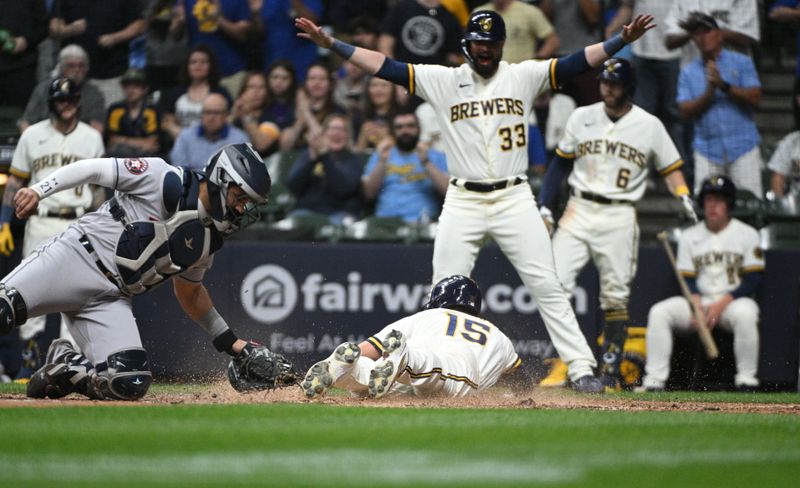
[1, 0, 799, 227]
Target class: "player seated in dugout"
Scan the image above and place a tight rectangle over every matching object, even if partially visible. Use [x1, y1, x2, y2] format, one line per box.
[638, 176, 764, 393]
[285, 113, 365, 224]
[302, 275, 525, 399]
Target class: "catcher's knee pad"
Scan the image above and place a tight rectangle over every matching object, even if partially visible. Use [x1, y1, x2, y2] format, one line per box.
[0, 285, 28, 336]
[97, 348, 152, 400]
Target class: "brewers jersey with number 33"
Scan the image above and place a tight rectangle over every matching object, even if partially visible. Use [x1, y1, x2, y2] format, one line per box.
[411, 60, 556, 181]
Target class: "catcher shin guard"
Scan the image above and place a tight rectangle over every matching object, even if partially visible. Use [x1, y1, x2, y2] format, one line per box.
[0, 285, 28, 335]
[90, 348, 152, 400]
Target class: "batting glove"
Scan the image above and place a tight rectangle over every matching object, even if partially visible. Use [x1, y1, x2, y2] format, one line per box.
[539, 206, 555, 236]
[679, 194, 699, 224]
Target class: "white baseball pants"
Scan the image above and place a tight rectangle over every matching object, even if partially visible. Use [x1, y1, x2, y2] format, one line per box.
[641, 295, 760, 388]
[432, 183, 597, 381]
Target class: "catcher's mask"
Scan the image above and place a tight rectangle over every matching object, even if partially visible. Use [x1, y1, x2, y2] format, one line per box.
[203, 143, 271, 236]
[423, 275, 482, 317]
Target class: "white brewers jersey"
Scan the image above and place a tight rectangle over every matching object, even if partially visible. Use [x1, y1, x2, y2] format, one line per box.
[557, 103, 682, 201]
[767, 130, 800, 180]
[677, 218, 764, 301]
[11, 119, 105, 213]
[369, 308, 520, 392]
[411, 60, 555, 181]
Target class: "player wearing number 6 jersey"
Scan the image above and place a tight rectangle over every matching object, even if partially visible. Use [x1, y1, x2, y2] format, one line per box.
[302, 275, 522, 399]
[537, 58, 697, 391]
[297, 11, 655, 393]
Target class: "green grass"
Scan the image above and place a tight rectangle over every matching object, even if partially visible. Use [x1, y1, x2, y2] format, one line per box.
[1, 389, 799, 487]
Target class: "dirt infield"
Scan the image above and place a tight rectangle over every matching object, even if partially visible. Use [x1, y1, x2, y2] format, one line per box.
[2, 382, 799, 414]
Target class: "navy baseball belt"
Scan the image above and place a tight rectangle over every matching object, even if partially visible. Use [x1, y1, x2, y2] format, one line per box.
[571, 188, 633, 205]
[78, 235, 125, 290]
[450, 176, 526, 193]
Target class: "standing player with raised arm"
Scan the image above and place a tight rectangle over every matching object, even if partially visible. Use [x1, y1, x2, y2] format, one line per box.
[297, 11, 655, 392]
[537, 58, 698, 391]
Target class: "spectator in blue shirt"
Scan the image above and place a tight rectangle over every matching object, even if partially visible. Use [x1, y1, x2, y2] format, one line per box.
[184, 0, 251, 96]
[170, 92, 249, 170]
[362, 112, 449, 223]
[769, 0, 800, 130]
[258, 0, 323, 82]
[677, 12, 763, 197]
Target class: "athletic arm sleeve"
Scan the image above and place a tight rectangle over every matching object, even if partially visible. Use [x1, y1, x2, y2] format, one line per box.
[538, 153, 574, 209]
[29, 158, 118, 199]
[551, 50, 591, 88]
[375, 57, 412, 91]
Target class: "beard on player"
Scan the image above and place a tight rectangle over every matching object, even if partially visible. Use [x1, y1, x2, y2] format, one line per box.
[600, 81, 631, 114]
[395, 132, 420, 152]
[469, 41, 503, 79]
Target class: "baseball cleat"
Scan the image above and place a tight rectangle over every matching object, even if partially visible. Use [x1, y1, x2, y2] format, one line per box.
[26, 339, 85, 399]
[570, 375, 605, 394]
[301, 342, 360, 399]
[368, 330, 408, 399]
[538, 358, 568, 388]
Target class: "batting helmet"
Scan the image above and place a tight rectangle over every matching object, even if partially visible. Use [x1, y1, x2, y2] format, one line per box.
[204, 143, 271, 237]
[697, 175, 736, 209]
[461, 11, 506, 66]
[599, 58, 636, 96]
[422, 275, 482, 317]
[48, 77, 81, 114]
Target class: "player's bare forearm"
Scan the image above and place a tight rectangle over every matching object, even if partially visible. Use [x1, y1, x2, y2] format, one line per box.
[665, 32, 690, 50]
[664, 170, 689, 197]
[173, 278, 213, 321]
[296, 17, 386, 74]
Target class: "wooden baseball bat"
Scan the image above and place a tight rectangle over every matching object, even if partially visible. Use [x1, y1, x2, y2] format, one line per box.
[656, 231, 719, 360]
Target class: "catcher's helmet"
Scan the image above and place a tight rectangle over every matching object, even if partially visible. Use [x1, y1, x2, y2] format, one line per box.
[422, 275, 482, 316]
[461, 11, 506, 66]
[48, 77, 81, 113]
[697, 175, 736, 209]
[599, 58, 636, 96]
[203, 143, 271, 236]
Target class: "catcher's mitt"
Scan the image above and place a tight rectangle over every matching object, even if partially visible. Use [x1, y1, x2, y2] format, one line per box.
[227, 342, 299, 392]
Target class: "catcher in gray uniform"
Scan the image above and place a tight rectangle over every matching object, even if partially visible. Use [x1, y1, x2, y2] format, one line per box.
[0, 143, 298, 400]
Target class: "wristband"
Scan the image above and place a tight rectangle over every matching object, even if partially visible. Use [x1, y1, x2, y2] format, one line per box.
[0, 205, 14, 224]
[675, 184, 690, 197]
[212, 329, 239, 355]
[330, 39, 355, 59]
[602, 34, 626, 56]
